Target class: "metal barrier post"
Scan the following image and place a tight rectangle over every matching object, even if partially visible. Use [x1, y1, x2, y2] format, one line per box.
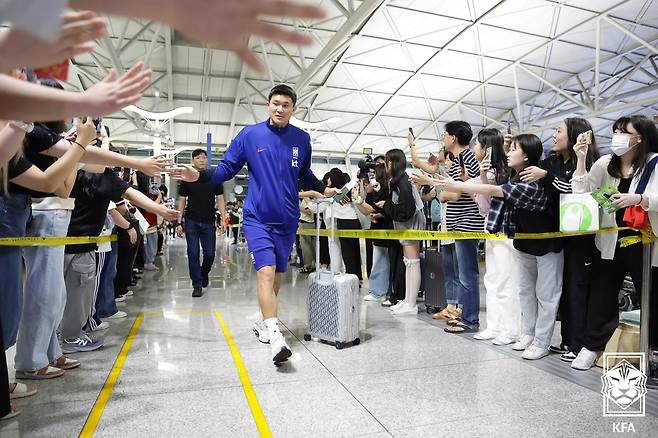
[640, 242, 657, 388]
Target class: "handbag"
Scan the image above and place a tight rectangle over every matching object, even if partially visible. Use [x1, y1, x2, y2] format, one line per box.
[623, 155, 658, 230]
[560, 193, 600, 232]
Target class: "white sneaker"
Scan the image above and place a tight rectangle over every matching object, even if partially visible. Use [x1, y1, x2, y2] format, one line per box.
[115, 295, 126, 303]
[521, 345, 549, 360]
[473, 329, 497, 341]
[571, 347, 598, 370]
[103, 311, 127, 320]
[363, 293, 383, 302]
[492, 334, 516, 346]
[270, 331, 292, 365]
[124, 290, 134, 297]
[390, 301, 405, 311]
[381, 299, 393, 307]
[512, 335, 534, 351]
[253, 320, 269, 344]
[392, 303, 418, 316]
[144, 263, 159, 271]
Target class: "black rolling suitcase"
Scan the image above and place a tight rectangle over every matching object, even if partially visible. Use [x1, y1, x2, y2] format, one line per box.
[423, 246, 446, 313]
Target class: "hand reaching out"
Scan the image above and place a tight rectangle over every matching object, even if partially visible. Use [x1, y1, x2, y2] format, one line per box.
[0, 11, 107, 71]
[82, 62, 152, 116]
[167, 165, 200, 182]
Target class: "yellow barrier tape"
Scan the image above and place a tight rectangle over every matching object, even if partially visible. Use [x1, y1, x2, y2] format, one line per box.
[0, 234, 117, 247]
[296, 227, 636, 241]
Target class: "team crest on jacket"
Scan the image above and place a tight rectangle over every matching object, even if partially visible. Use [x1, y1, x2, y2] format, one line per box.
[292, 146, 299, 167]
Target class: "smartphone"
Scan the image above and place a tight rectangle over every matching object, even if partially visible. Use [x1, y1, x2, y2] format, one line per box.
[484, 147, 492, 162]
[333, 179, 358, 203]
[408, 127, 414, 137]
[506, 120, 512, 135]
[578, 129, 592, 144]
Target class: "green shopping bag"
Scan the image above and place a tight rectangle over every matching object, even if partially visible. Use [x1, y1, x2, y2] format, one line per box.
[559, 193, 600, 232]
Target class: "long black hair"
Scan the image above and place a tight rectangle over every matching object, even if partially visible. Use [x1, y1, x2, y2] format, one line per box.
[607, 115, 658, 178]
[385, 148, 407, 182]
[559, 117, 600, 171]
[477, 128, 509, 185]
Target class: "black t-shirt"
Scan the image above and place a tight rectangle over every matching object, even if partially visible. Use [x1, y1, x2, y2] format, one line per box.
[616, 177, 641, 239]
[9, 123, 62, 196]
[366, 187, 390, 247]
[6, 155, 33, 180]
[179, 171, 224, 224]
[66, 169, 130, 254]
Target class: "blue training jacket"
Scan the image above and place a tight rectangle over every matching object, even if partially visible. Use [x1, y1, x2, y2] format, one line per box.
[206, 120, 325, 229]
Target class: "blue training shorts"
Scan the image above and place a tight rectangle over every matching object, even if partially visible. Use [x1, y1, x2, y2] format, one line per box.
[242, 221, 297, 273]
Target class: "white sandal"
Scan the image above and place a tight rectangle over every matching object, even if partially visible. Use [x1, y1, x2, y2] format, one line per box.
[9, 382, 38, 399]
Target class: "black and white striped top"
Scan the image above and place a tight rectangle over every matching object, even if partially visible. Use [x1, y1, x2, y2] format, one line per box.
[445, 148, 486, 232]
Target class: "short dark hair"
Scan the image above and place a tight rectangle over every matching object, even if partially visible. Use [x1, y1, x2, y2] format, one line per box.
[445, 121, 473, 146]
[192, 148, 207, 159]
[268, 84, 297, 106]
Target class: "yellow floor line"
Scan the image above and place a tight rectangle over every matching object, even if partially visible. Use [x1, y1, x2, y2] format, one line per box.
[213, 311, 273, 438]
[141, 309, 212, 318]
[79, 314, 144, 438]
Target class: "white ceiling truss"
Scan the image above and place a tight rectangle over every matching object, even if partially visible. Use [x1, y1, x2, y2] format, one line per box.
[66, 0, 658, 159]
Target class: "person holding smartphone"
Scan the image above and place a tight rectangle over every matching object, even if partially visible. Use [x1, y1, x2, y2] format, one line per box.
[518, 117, 600, 362]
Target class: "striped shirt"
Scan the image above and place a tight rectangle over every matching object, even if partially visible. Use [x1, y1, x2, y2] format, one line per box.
[445, 148, 485, 232]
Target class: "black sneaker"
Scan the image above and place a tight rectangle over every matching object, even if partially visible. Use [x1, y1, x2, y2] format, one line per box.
[192, 287, 203, 297]
[560, 351, 577, 362]
[549, 343, 569, 354]
[202, 273, 209, 288]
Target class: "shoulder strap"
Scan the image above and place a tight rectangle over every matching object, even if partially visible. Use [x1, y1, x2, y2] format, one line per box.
[636, 155, 658, 194]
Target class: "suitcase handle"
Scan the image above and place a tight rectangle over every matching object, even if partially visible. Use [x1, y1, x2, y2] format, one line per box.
[315, 198, 336, 276]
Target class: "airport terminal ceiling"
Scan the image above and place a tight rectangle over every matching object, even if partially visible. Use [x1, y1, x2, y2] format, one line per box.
[66, 0, 658, 161]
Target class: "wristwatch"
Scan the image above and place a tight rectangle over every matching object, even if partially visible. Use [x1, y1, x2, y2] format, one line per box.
[9, 121, 34, 133]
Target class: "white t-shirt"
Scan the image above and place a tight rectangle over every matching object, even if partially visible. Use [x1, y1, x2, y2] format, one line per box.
[96, 201, 116, 253]
[0, 0, 67, 42]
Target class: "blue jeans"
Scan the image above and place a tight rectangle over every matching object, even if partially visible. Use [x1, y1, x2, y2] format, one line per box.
[442, 244, 460, 306]
[185, 218, 216, 287]
[0, 194, 31, 348]
[455, 239, 480, 327]
[95, 242, 119, 319]
[368, 245, 390, 297]
[16, 208, 71, 371]
[144, 231, 158, 264]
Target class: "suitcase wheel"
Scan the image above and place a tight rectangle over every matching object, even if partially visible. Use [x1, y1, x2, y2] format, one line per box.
[336, 341, 345, 350]
[303, 334, 312, 342]
[353, 338, 360, 346]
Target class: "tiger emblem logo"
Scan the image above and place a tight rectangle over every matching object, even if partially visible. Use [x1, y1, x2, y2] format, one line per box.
[601, 359, 647, 413]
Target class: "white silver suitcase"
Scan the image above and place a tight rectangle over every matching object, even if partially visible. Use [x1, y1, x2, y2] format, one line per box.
[304, 199, 361, 349]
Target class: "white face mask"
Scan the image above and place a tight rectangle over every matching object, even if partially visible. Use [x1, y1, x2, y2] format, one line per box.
[610, 133, 636, 156]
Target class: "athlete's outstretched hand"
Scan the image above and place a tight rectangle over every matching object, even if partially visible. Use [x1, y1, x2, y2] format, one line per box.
[167, 165, 200, 182]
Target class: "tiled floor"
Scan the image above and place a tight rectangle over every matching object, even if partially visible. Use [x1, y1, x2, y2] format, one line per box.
[2, 238, 657, 437]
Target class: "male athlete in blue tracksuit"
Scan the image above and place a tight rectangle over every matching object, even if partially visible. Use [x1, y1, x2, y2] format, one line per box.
[174, 85, 337, 365]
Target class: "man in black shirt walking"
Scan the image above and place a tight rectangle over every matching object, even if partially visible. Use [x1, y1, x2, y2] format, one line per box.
[177, 149, 226, 297]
